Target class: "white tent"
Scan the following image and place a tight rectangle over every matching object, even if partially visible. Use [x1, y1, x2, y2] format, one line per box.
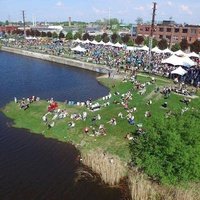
[73, 38, 82, 43]
[174, 49, 187, 57]
[171, 66, 187, 76]
[82, 39, 91, 44]
[151, 46, 162, 53]
[105, 41, 114, 46]
[98, 40, 106, 45]
[161, 54, 196, 67]
[162, 48, 173, 54]
[90, 40, 99, 45]
[126, 46, 136, 51]
[138, 45, 149, 51]
[113, 42, 124, 48]
[187, 52, 199, 58]
[71, 45, 86, 52]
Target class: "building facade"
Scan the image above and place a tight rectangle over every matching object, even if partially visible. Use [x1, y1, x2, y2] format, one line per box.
[0, 25, 18, 34]
[137, 21, 200, 46]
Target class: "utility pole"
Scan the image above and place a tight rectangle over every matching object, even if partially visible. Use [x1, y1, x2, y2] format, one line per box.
[148, 2, 157, 69]
[22, 10, 26, 38]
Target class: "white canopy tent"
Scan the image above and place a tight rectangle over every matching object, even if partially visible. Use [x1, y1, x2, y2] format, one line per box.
[151, 46, 162, 53]
[187, 52, 199, 58]
[174, 49, 187, 57]
[113, 42, 124, 48]
[105, 41, 114, 46]
[162, 48, 173, 54]
[171, 66, 187, 76]
[82, 39, 91, 44]
[126, 46, 136, 51]
[73, 38, 82, 43]
[138, 45, 149, 51]
[161, 54, 196, 68]
[71, 45, 86, 52]
[90, 40, 99, 45]
[98, 40, 106, 45]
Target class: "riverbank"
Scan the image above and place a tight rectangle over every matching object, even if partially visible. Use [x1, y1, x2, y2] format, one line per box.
[1, 46, 112, 74]
[3, 72, 200, 199]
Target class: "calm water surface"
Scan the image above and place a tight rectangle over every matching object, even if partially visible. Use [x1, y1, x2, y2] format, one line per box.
[0, 51, 126, 200]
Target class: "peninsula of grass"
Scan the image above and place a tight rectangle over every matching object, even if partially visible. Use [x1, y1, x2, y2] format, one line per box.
[2, 73, 200, 190]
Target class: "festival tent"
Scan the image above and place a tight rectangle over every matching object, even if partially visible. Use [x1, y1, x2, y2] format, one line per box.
[161, 54, 196, 67]
[73, 38, 82, 43]
[90, 40, 99, 45]
[162, 48, 173, 54]
[138, 45, 149, 51]
[113, 42, 124, 48]
[98, 40, 106, 45]
[105, 41, 114, 46]
[126, 46, 135, 51]
[174, 49, 187, 57]
[151, 46, 162, 53]
[187, 52, 199, 58]
[171, 66, 187, 76]
[82, 39, 91, 44]
[71, 45, 86, 52]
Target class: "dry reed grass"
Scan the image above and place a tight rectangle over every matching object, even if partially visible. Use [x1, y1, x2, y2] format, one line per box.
[81, 150, 200, 200]
[81, 149, 126, 186]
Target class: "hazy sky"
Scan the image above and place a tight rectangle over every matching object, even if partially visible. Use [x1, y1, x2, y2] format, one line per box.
[0, 0, 199, 25]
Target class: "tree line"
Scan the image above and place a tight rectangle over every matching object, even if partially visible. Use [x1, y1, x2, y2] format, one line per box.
[4, 28, 200, 53]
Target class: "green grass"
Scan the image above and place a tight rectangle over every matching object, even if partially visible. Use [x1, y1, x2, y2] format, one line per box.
[2, 74, 200, 163]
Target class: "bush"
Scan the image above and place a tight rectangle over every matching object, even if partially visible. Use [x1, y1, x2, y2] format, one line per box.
[130, 108, 200, 185]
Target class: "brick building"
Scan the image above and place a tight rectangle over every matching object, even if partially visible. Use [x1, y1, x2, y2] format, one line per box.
[137, 20, 200, 46]
[0, 25, 18, 34]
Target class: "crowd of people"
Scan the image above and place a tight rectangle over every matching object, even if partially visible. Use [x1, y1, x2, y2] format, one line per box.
[3, 36, 200, 87]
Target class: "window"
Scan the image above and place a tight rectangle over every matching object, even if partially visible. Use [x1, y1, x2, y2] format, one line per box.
[166, 35, 171, 40]
[145, 27, 150, 31]
[167, 28, 172, 32]
[182, 29, 188, 33]
[175, 28, 179, 33]
[191, 29, 197, 34]
[159, 35, 163, 39]
[159, 27, 164, 32]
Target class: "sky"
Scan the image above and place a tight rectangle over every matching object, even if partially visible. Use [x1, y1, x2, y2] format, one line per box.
[0, 0, 199, 25]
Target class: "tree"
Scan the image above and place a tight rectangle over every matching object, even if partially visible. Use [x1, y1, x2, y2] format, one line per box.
[190, 40, 200, 53]
[135, 35, 144, 45]
[135, 17, 143, 25]
[66, 31, 73, 40]
[59, 31, 65, 39]
[52, 32, 58, 38]
[41, 31, 47, 37]
[144, 37, 158, 48]
[180, 38, 189, 51]
[127, 38, 134, 46]
[74, 32, 82, 40]
[95, 35, 102, 42]
[121, 34, 130, 44]
[111, 33, 119, 43]
[171, 43, 180, 52]
[82, 32, 90, 40]
[158, 39, 168, 50]
[47, 31, 52, 38]
[130, 108, 200, 184]
[101, 33, 109, 43]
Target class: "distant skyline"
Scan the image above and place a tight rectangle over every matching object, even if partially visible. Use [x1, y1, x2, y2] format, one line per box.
[0, 0, 200, 25]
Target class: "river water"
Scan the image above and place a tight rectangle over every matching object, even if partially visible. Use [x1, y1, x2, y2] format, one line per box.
[0, 51, 127, 200]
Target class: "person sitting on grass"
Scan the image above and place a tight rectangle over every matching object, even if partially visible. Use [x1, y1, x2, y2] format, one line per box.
[124, 133, 134, 140]
[145, 111, 152, 118]
[68, 121, 75, 128]
[107, 118, 117, 125]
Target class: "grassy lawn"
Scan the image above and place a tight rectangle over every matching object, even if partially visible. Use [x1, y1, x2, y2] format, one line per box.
[2, 74, 199, 164]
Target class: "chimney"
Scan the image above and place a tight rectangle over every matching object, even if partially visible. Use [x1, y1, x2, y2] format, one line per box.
[69, 17, 71, 27]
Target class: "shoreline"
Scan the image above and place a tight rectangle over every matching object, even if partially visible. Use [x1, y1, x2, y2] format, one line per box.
[1, 46, 113, 74]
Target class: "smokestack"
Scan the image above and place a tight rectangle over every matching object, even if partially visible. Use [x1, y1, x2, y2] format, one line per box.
[69, 17, 71, 27]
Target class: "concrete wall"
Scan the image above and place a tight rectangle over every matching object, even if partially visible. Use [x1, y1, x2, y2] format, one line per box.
[1, 46, 111, 74]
